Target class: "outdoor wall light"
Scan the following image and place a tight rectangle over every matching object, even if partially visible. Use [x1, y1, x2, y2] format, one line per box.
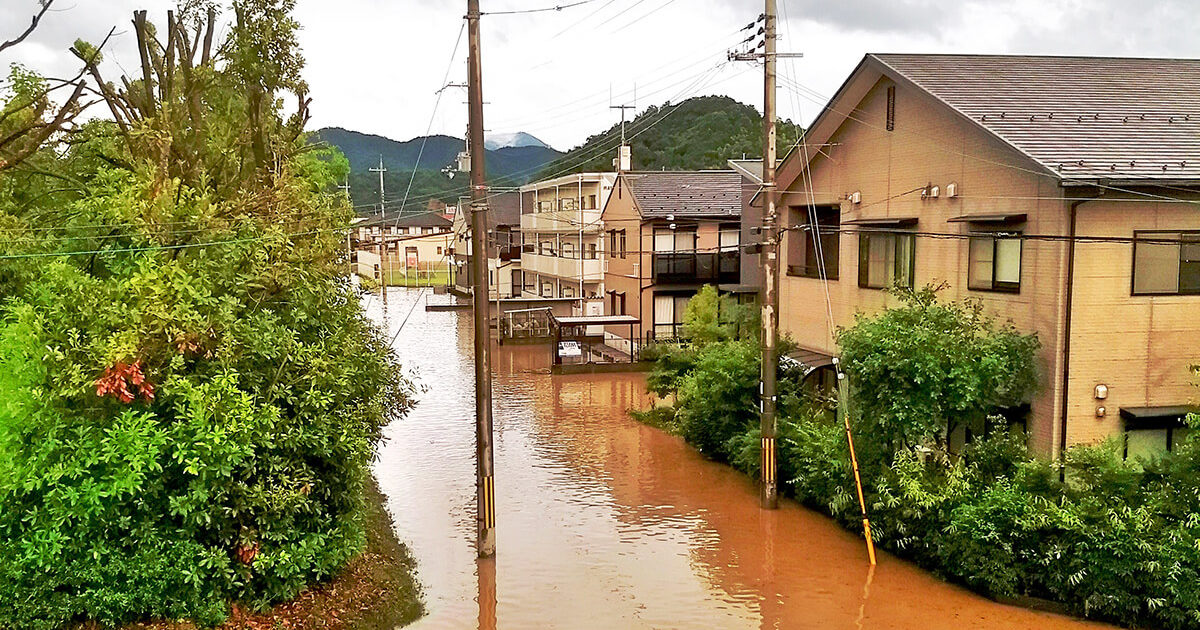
[1095, 384, 1109, 400]
[1096, 406, 1107, 419]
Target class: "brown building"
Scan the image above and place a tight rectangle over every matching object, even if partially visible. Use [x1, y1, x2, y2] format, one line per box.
[452, 190, 524, 298]
[601, 171, 745, 355]
[773, 54, 1200, 459]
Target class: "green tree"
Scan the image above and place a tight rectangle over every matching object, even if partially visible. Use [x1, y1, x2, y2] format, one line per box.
[836, 284, 1040, 455]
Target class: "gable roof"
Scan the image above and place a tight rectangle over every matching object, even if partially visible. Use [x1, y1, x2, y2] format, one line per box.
[488, 191, 522, 229]
[785, 54, 1200, 186]
[623, 171, 742, 219]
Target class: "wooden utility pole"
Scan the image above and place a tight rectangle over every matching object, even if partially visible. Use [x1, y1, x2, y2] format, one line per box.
[467, 0, 497, 558]
[758, 0, 780, 510]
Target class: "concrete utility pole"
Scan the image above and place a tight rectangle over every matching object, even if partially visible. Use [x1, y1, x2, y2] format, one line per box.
[370, 156, 387, 218]
[758, 0, 780, 510]
[467, 0, 497, 558]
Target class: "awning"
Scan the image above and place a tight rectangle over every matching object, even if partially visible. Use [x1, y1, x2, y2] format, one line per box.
[783, 346, 837, 372]
[843, 217, 918, 228]
[553, 315, 640, 326]
[948, 213, 1028, 224]
[1120, 405, 1197, 430]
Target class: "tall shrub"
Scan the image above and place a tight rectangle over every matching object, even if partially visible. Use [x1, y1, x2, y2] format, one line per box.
[837, 284, 1040, 454]
[0, 3, 412, 627]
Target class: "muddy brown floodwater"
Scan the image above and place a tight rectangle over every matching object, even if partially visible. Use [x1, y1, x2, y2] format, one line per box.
[368, 289, 1114, 630]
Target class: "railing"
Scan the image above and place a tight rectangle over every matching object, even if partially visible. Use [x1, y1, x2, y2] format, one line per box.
[500, 307, 555, 341]
[652, 250, 740, 284]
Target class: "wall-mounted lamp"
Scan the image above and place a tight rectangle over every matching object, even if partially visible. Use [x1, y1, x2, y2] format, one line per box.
[1096, 406, 1107, 419]
[1094, 384, 1109, 400]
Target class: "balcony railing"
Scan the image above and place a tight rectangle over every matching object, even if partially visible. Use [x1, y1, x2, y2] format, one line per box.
[652, 250, 740, 285]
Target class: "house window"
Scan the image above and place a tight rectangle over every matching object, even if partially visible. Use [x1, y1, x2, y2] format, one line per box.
[1132, 231, 1200, 295]
[652, 294, 692, 339]
[858, 232, 915, 289]
[584, 243, 598, 260]
[539, 240, 556, 256]
[619, 230, 627, 258]
[562, 242, 575, 259]
[653, 228, 696, 253]
[968, 232, 1022, 293]
[437, 246, 443, 255]
[562, 286, 576, 298]
[787, 206, 840, 279]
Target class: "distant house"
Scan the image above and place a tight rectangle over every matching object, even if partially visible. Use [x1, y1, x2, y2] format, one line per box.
[353, 212, 454, 278]
[601, 170, 745, 353]
[773, 53, 1200, 459]
[453, 190, 523, 298]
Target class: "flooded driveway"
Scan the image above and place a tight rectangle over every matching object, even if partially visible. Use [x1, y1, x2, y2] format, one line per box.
[369, 289, 1111, 629]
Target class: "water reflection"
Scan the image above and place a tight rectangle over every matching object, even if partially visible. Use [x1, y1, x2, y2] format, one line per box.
[369, 289, 1112, 629]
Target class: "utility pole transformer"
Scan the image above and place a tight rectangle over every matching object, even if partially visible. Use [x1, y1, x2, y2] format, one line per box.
[467, 0, 497, 558]
[758, 0, 780, 510]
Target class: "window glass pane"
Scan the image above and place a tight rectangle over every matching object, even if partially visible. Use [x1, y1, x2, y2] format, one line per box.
[720, 228, 740, 249]
[1133, 235, 1180, 294]
[968, 237, 994, 289]
[653, 295, 673, 327]
[1181, 235, 1200, 294]
[896, 234, 915, 288]
[1126, 429, 1169, 461]
[654, 231, 673, 252]
[674, 296, 691, 325]
[868, 234, 890, 288]
[674, 231, 695, 252]
[994, 237, 1022, 285]
[1173, 427, 1192, 450]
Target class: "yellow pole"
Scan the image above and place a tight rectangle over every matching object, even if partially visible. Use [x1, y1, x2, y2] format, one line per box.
[838, 364, 876, 565]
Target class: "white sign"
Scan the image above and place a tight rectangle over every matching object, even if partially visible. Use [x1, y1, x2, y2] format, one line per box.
[558, 341, 582, 358]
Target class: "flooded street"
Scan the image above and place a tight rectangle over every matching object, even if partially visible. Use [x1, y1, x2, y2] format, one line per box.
[368, 289, 1111, 630]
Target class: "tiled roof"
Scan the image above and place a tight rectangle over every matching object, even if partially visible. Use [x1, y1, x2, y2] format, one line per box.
[360, 212, 452, 229]
[625, 171, 743, 218]
[872, 54, 1200, 183]
[488, 191, 522, 229]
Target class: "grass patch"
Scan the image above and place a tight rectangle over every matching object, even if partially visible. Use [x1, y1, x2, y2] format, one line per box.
[629, 406, 678, 433]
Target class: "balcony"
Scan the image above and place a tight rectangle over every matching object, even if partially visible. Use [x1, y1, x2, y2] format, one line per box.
[652, 251, 740, 285]
[522, 253, 603, 282]
[521, 207, 603, 234]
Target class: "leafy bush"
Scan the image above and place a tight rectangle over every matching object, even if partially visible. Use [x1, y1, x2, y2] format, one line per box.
[837, 284, 1040, 454]
[675, 341, 760, 461]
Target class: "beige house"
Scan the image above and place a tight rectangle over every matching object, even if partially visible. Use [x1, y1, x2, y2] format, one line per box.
[774, 54, 1200, 459]
[353, 212, 455, 279]
[601, 171, 744, 355]
[519, 172, 616, 300]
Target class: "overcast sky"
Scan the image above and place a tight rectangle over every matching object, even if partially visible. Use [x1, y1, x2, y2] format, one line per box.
[4, 0, 1199, 151]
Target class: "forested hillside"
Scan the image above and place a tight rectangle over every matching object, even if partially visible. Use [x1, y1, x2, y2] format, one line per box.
[537, 96, 803, 177]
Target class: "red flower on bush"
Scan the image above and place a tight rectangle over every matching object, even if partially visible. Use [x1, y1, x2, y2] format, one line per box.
[95, 361, 155, 403]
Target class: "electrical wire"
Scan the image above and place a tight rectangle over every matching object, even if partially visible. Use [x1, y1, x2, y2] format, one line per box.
[481, 0, 601, 16]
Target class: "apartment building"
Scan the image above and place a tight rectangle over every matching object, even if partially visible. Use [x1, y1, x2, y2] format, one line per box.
[519, 173, 616, 300]
[773, 53, 1200, 459]
[601, 171, 744, 353]
[452, 191, 523, 299]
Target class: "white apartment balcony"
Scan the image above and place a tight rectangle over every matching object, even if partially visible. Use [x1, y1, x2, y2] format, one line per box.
[520, 208, 603, 234]
[522, 252, 603, 282]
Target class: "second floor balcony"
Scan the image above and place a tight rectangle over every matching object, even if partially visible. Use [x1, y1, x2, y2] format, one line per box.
[652, 250, 740, 285]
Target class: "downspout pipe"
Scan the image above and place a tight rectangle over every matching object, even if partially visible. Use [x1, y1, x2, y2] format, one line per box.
[1059, 199, 1086, 465]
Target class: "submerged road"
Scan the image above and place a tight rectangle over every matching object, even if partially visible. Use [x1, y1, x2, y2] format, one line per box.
[368, 289, 1111, 630]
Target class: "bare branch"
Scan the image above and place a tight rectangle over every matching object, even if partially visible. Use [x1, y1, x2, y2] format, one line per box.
[0, 0, 56, 55]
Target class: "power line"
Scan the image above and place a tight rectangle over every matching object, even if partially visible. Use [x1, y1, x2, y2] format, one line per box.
[480, 0, 600, 15]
